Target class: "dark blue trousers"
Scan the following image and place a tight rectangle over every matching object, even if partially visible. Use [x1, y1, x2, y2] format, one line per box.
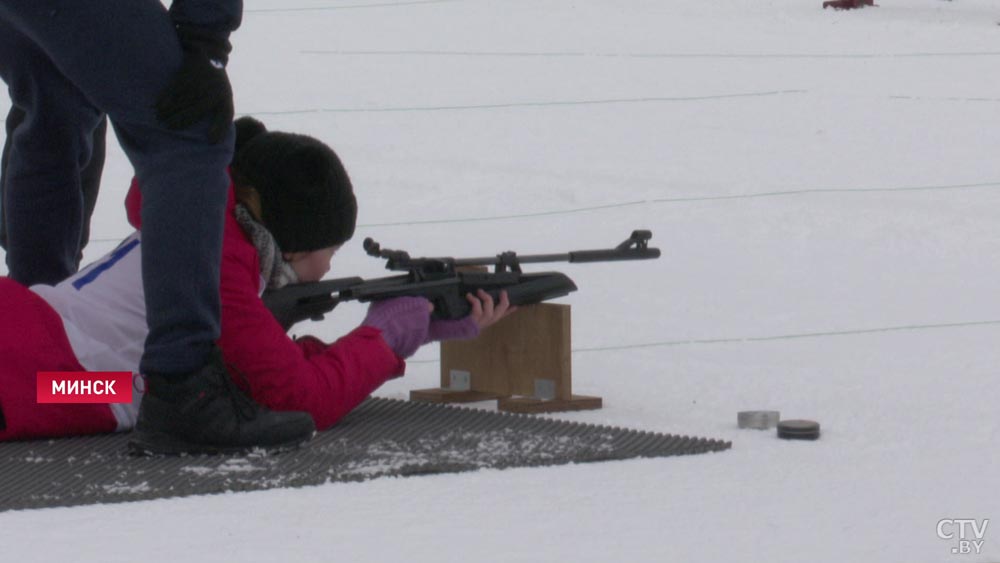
[1, 107, 107, 274]
[0, 1, 233, 375]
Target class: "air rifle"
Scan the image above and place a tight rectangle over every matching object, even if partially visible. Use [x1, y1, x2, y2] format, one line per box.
[263, 230, 661, 331]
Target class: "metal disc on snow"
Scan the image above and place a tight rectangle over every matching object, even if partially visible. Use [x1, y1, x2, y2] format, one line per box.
[737, 410, 780, 430]
[777, 419, 821, 440]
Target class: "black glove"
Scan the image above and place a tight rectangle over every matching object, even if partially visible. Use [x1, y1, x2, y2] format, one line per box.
[156, 26, 234, 144]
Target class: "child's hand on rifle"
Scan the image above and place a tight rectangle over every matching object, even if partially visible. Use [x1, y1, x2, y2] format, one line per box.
[466, 289, 517, 331]
[426, 290, 517, 343]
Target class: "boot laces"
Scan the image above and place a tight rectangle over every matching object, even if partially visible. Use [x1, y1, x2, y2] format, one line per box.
[213, 363, 260, 422]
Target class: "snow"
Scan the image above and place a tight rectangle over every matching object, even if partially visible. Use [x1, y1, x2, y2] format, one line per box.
[1, 0, 999, 561]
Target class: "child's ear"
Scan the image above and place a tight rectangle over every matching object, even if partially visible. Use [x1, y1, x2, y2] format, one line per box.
[234, 184, 264, 220]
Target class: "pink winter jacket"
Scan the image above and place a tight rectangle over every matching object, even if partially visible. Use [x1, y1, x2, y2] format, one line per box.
[126, 178, 406, 430]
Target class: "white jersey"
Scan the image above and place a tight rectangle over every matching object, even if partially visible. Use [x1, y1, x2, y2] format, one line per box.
[31, 232, 148, 430]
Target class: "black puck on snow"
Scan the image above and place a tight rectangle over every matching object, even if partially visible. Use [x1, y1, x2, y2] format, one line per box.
[776, 419, 821, 440]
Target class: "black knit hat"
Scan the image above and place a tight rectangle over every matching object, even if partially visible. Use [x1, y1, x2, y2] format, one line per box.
[231, 117, 357, 252]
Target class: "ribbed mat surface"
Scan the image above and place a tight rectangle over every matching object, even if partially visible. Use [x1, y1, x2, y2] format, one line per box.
[0, 398, 730, 511]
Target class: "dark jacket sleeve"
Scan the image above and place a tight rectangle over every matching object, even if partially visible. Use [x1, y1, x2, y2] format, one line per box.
[169, 0, 243, 36]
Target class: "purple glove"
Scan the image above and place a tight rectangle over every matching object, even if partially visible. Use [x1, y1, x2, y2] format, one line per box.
[426, 316, 480, 343]
[361, 297, 432, 358]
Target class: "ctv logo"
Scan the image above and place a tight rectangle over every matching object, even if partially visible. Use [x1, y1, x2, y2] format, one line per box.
[937, 518, 989, 555]
[37, 372, 133, 404]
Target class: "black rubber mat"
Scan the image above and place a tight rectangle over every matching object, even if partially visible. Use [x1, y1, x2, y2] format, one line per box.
[0, 398, 730, 512]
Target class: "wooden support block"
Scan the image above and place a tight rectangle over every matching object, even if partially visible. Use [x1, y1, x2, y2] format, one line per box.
[411, 302, 603, 413]
[439, 303, 573, 398]
[409, 388, 507, 404]
[498, 395, 603, 414]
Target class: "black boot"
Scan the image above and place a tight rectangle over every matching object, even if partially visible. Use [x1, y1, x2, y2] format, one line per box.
[128, 347, 315, 455]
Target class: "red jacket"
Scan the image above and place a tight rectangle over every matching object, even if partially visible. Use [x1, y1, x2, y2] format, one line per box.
[127, 179, 406, 430]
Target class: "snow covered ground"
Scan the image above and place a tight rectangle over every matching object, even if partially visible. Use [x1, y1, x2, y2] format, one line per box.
[2, 0, 999, 561]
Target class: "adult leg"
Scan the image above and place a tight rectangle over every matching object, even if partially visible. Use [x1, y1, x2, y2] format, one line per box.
[0, 107, 19, 253]
[0, 1, 226, 373]
[0, 25, 102, 285]
[1, 106, 107, 271]
[0, 108, 10, 254]
[77, 116, 107, 262]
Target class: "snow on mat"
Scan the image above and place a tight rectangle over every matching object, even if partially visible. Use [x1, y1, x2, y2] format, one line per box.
[0, 398, 730, 511]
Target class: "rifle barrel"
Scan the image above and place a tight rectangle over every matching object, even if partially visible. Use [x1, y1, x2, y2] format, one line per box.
[370, 231, 660, 269]
[569, 247, 661, 262]
[450, 248, 659, 267]
[451, 253, 568, 267]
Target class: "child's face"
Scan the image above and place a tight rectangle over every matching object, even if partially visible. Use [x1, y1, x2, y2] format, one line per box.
[283, 245, 340, 282]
